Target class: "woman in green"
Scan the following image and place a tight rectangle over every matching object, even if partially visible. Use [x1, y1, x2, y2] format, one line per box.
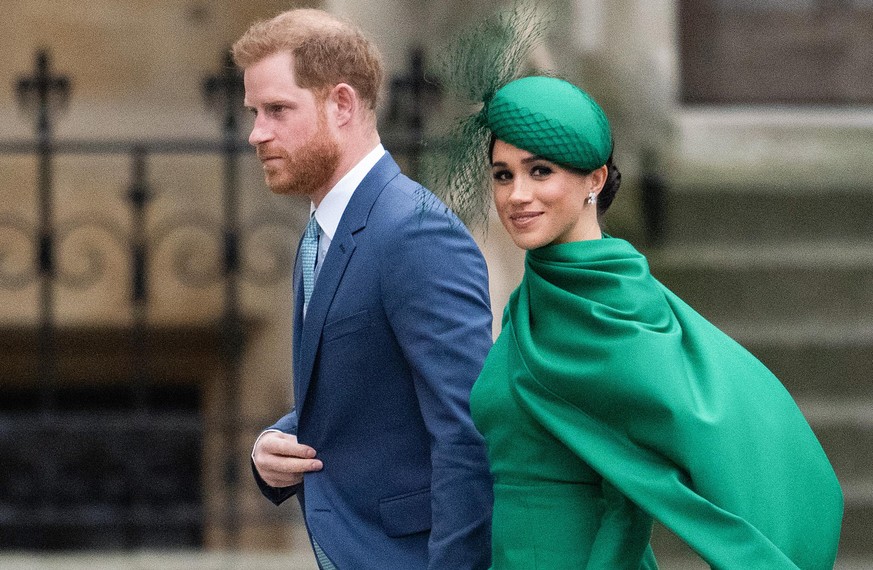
[466, 75, 844, 569]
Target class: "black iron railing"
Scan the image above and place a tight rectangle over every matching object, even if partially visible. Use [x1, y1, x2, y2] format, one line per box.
[0, 47, 432, 550]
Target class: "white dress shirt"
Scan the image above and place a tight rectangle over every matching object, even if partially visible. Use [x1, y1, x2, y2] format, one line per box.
[310, 143, 386, 281]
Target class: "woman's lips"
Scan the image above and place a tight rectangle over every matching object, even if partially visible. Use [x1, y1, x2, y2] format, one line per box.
[509, 211, 542, 229]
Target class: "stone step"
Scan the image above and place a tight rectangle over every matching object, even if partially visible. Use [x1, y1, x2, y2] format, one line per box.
[836, 489, 873, 558]
[646, 241, 873, 323]
[715, 321, 873, 400]
[797, 399, 873, 481]
[663, 186, 873, 245]
[0, 552, 319, 570]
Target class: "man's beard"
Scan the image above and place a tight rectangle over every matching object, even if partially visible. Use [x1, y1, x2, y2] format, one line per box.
[258, 124, 341, 198]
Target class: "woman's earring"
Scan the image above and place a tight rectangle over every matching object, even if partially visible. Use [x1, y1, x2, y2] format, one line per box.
[586, 191, 597, 205]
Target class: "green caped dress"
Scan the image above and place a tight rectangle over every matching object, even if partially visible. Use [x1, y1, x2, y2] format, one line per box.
[470, 236, 843, 569]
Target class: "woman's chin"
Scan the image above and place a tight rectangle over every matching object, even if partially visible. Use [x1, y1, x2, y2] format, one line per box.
[509, 233, 547, 251]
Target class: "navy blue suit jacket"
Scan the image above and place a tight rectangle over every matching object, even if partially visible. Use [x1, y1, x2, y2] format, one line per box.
[254, 153, 494, 569]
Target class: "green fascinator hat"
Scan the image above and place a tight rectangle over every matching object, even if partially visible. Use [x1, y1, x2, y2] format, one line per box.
[424, 4, 613, 225]
[487, 76, 613, 172]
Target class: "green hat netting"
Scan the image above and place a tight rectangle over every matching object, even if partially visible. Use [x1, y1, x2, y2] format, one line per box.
[487, 76, 612, 172]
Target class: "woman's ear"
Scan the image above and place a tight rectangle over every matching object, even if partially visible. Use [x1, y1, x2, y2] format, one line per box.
[590, 164, 609, 195]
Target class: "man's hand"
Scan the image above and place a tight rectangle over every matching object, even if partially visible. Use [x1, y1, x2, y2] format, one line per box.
[252, 431, 323, 488]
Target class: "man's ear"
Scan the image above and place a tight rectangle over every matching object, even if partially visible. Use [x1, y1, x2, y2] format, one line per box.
[329, 83, 357, 127]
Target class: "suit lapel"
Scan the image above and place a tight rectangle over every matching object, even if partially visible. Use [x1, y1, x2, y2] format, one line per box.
[293, 153, 402, 416]
[291, 241, 305, 406]
[294, 226, 356, 411]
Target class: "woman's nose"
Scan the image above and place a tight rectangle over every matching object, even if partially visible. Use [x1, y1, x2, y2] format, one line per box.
[507, 180, 532, 203]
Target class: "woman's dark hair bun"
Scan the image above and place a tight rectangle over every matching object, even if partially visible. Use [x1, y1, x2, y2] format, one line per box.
[597, 154, 621, 218]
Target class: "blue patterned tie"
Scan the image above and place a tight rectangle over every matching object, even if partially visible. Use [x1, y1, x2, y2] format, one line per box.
[312, 538, 338, 569]
[302, 217, 334, 568]
[301, 215, 319, 314]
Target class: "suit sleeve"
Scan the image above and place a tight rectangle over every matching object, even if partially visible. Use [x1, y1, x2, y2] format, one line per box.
[381, 209, 494, 570]
[252, 410, 300, 505]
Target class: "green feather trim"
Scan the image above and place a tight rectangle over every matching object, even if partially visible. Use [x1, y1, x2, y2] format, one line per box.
[423, 4, 548, 227]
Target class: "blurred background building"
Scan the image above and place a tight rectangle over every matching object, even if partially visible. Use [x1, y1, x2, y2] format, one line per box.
[0, 0, 870, 568]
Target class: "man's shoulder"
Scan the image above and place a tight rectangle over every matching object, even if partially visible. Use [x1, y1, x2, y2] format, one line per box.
[347, 155, 474, 243]
[372, 195, 473, 257]
[374, 173, 460, 225]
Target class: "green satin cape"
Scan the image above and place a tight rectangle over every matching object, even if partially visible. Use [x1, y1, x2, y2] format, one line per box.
[477, 236, 842, 569]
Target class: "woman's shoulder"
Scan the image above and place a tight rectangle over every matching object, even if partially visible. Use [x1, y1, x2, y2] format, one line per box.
[523, 236, 670, 331]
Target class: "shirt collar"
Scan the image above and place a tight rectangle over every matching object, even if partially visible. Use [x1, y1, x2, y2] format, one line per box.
[311, 144, 385, 240]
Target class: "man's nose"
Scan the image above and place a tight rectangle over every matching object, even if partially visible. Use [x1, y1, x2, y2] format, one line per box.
[248, 115, 271, 146]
